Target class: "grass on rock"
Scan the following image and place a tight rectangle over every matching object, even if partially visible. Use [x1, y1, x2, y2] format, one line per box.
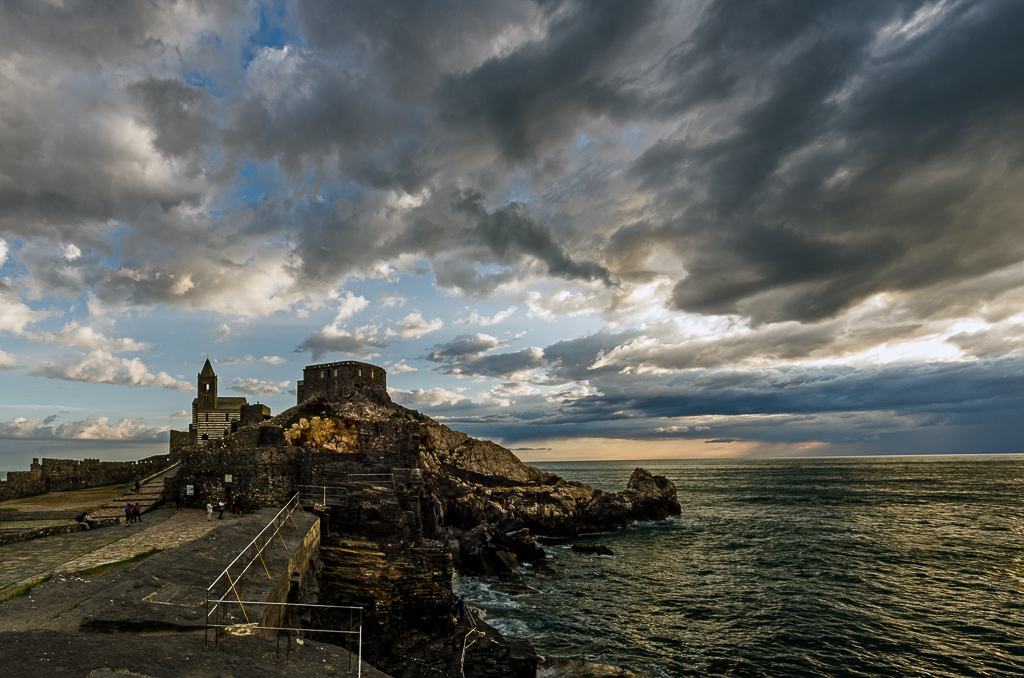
[76, 548, 164, 577]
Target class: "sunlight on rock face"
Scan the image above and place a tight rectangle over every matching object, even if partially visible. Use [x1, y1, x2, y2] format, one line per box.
[284, 416, 360, 453]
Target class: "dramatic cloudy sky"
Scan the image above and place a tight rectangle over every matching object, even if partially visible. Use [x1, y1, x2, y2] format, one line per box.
[2, 0, 1023, 467]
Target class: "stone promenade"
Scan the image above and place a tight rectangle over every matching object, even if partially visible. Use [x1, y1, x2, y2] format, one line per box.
[0, 508, 224, 600]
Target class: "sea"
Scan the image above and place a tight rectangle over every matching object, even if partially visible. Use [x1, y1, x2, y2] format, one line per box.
[453, 456, 1024, 677]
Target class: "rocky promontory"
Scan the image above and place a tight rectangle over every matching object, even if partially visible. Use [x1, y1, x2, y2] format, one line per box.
[169, 384, 681, 678]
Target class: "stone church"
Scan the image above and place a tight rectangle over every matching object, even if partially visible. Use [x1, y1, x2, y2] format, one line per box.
[188, 359, 270, 442]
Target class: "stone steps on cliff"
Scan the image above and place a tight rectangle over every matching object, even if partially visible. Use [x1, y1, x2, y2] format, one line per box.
[91, 464, 179, 520]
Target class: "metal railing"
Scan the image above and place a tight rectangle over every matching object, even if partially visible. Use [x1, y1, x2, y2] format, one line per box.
[298, 485, 349, 506]
[299, 470, 421, 503]
[205, 494, 305, 620]
[203, 493, 363, 670]
[208, 600, 363, 672]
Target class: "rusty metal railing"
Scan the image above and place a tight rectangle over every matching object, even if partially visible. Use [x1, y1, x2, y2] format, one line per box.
[208, 600, 363, 672]
[205, 494, 305, 641]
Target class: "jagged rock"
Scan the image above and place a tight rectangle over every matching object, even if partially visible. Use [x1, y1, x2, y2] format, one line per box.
[433, 467, 681, 540]
[572, 543, 614, 556]
[539, 657, 640, 677]
[420, 424, 552, 486]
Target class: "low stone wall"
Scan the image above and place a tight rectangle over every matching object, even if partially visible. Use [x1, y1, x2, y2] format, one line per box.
[261, 516, 321, 634]
[0, 455, 171, 502]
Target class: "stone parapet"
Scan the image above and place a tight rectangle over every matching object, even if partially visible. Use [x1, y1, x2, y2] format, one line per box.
[0, 455, 171, 502]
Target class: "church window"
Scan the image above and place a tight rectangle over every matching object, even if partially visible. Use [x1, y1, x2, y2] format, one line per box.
[320, 370, 324, 379]
[358, 368, 362, 377]
[371, 371, 374, 379]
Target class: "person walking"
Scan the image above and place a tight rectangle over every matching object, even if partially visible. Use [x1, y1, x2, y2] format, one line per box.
[134, 502, 142, 522]
[206, 502, 213, 521]
[217, 500, 226, 519]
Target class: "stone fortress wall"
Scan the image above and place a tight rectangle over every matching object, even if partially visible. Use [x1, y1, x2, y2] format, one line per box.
[295, 360, 387, 404]
[0, 454, 171, 502]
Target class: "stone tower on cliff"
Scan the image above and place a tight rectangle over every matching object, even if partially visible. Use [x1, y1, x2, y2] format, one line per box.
[296, 360, 387, 404]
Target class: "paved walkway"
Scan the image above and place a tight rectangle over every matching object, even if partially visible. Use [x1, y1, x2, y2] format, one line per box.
[0, 508, 226, 600]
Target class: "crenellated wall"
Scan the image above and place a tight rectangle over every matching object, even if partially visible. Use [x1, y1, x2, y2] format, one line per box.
[295, 361, 387, 404]
[0, 455, 171, 502]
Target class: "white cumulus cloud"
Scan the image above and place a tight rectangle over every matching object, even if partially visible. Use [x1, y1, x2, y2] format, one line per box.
[389, 386, 469, 407]
[0, 349, 20, 371]
[395, 311, 444, 340]
[334, 292, 370, 320]
[31, 322, 154, 353]
[27, 350, 192, 392]
[223, 378, 291, 396]
[0, 416, 170, 441]
[455, 306, 518, 326]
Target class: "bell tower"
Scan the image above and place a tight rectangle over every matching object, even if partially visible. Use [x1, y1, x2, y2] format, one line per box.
[197, 358, 218, 411]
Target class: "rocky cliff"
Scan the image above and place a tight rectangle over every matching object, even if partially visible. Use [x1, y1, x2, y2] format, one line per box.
[268, 386, 681, 575]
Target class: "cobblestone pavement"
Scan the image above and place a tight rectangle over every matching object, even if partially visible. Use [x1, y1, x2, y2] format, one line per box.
[0, 508, 226, 600]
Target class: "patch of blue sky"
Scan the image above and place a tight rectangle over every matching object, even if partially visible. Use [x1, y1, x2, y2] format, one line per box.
[503, 174, 534, 205]
[243, 0, 299, 68]
[0, 235, 24, 274]
[100, 227, 136, 268]
[181, 68, 231, 100]
[216, 158, 280, 211]
[313, 180, 369, 205]
[572, 132, 595, 151]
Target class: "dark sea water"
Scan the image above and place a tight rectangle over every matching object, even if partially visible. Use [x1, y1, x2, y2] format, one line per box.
[453, 456, 1024, 677]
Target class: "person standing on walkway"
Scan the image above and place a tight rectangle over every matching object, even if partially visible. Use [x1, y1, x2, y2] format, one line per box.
[134, 502, 142, 522]
[217, 500, 226, 519]
[134, 475, 141, 494]
[124, 502, 132, 526]
[206, 502, 213, 520]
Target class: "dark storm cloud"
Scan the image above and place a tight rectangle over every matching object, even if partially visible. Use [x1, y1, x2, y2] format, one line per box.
[426, 333, 507, 361]
[556, 359, 1024, 425]
[295, 328, 390, 362]
[0, 1, 229, 240]
[425, 333, 546, 378]
[451, 190, 613, 285]
[619, 0, 1024, 323]
[295, 0, 537, 99]
[128, 78, 217, 160]
[435, 356, 1024, 448]
[6, 0, 1024, 322]
[435, 0, 660, 162]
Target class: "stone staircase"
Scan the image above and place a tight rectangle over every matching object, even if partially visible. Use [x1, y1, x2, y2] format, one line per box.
[92, 463, 179, 520]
